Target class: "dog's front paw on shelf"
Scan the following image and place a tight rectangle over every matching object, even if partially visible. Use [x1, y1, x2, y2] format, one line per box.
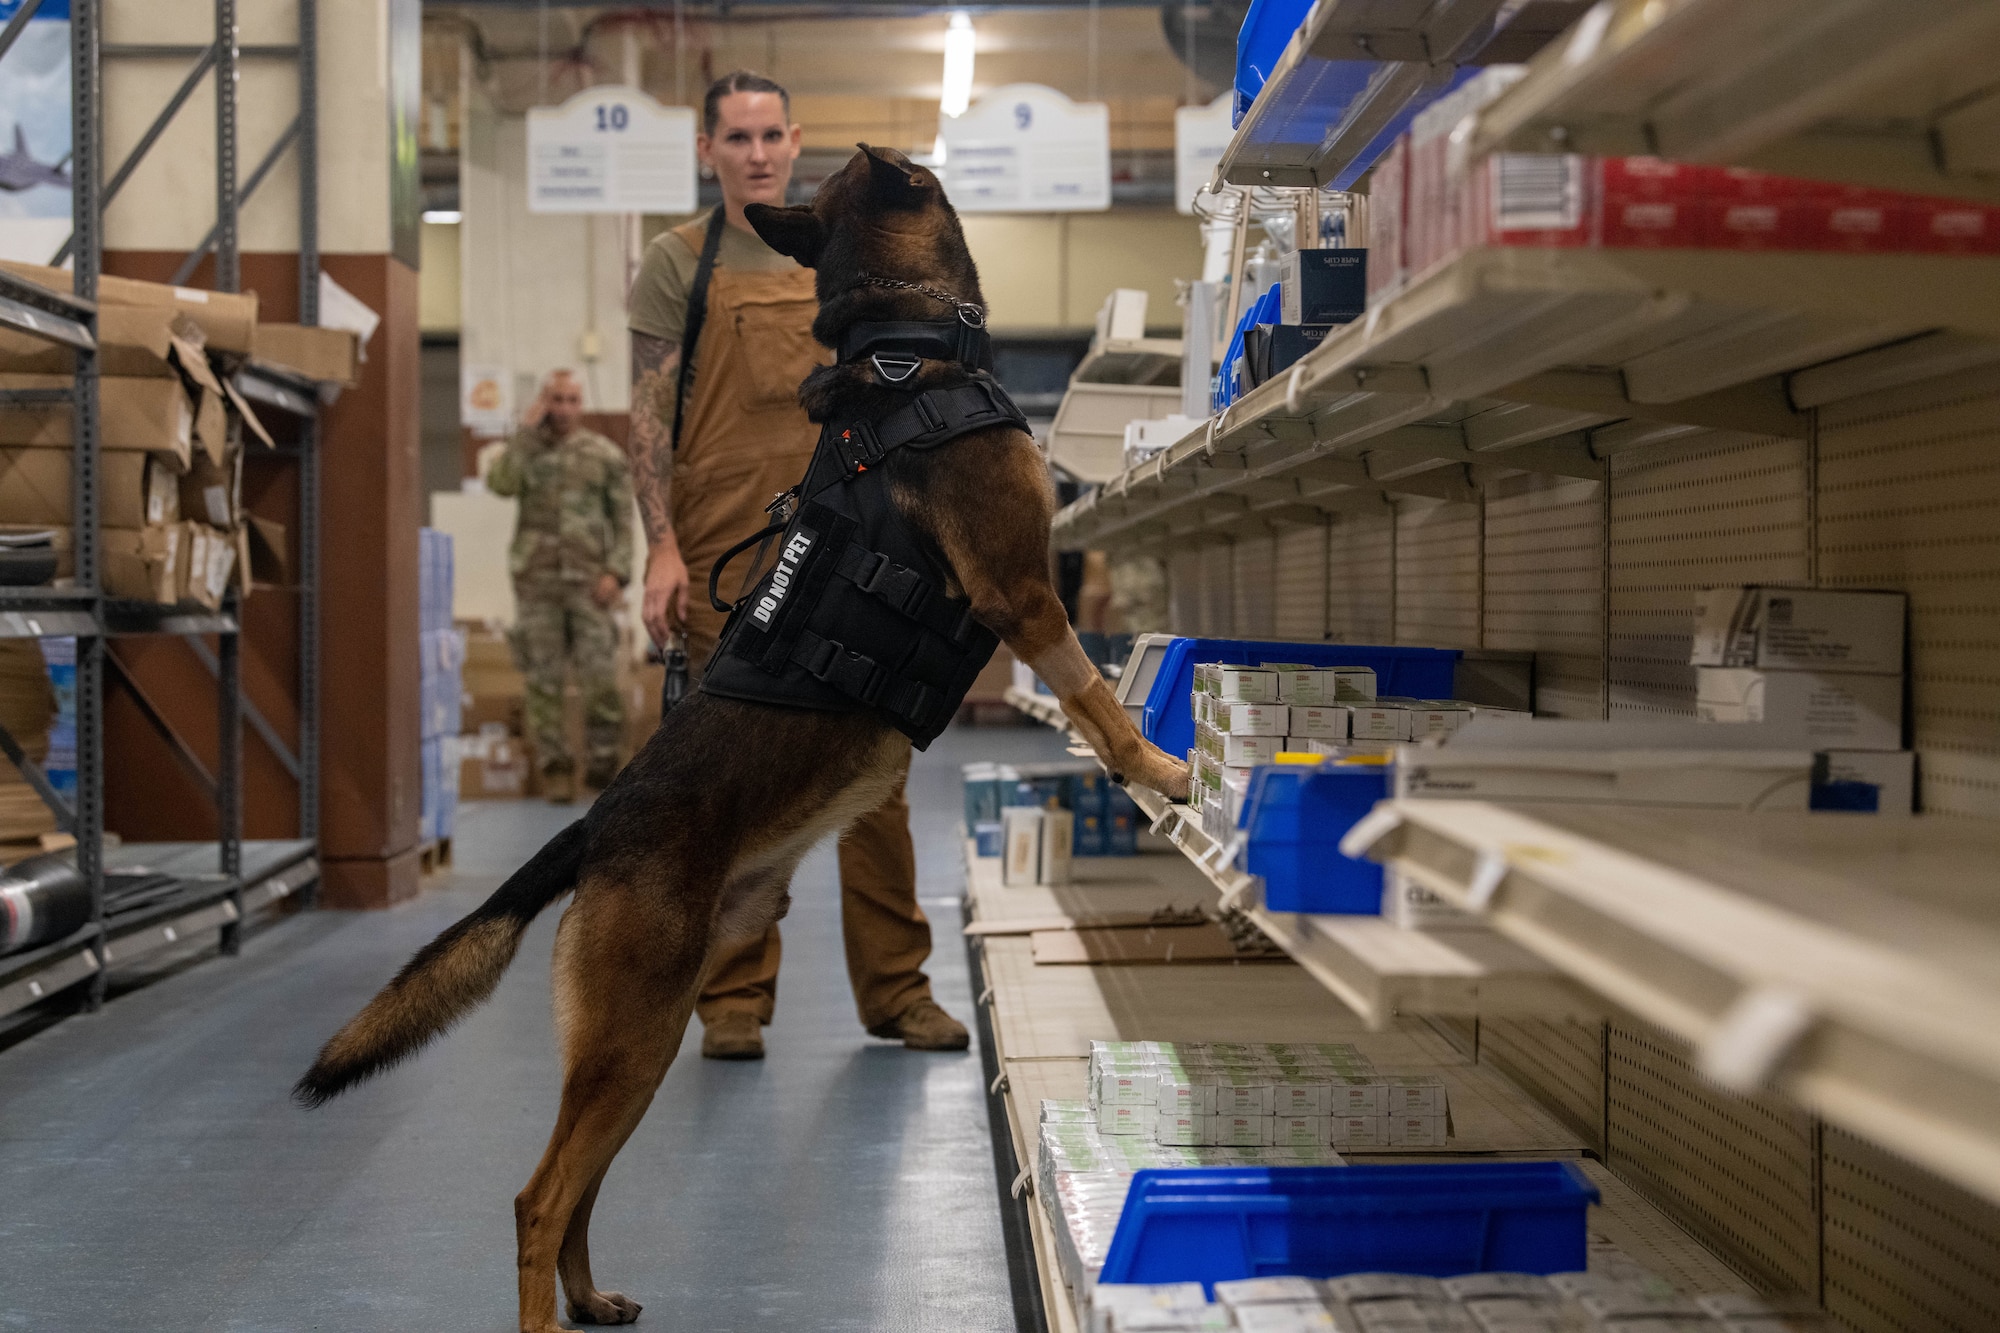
[566, 1289, 643, 1326]
[1130, 752, 1191, 803]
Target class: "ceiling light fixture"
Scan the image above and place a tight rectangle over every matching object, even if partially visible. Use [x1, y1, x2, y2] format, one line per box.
[940, 13, 976, 118]
[421, 209, 462, 225]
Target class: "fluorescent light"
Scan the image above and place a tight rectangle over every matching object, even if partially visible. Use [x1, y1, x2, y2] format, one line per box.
[940, 13, 975, 118]
[422, 209, 462, 225]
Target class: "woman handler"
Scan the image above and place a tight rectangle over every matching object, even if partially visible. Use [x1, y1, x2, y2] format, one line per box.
[624, 71, 968, 1061]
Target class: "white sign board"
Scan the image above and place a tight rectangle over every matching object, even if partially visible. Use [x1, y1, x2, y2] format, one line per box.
[1175, 95, 1236, 215]
[938, 84, 1110, 214]
[527, 86, 696, 215]
[461, 362, 513, 437]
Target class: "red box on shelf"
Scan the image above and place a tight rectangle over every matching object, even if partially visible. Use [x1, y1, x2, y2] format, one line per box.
[1600, 156, 1713, 199]
[1702, 199, 1810, 250]
[1711, 166, 1826, 200]
[1602, 194, 1702, 248]
[1801, 198, 1908, 252]
[1905, 199, 2000, 254]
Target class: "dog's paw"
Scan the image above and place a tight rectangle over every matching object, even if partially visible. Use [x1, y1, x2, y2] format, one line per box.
[567, 1290, 643, 1325]
[1133, 751, 1191, 803]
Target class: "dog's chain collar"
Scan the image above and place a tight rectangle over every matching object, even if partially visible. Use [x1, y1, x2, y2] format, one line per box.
[855, 275, 987, 328]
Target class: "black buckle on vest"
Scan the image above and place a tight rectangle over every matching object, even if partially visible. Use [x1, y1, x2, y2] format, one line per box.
[832, 419, 882, 476]
[801, 634, 885, 705]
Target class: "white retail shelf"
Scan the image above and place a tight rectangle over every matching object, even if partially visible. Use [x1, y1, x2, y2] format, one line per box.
[1217, 0, 1588, 189]
[1073, 336, 1183, 387]
[1471, 0, 2000, 202]
[1052, 243, 2000, 550]
[1352, 798, 2000, 1209]
[1001, 686, 1591, 1028]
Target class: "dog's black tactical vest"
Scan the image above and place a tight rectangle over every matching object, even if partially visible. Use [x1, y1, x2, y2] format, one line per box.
[698, 320, 1028, 749]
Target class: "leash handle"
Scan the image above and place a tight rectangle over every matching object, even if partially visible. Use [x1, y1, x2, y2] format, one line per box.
[706, 519, 790, 613]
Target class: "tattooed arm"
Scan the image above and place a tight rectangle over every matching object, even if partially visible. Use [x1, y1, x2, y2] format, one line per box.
[628, 331, 688, 646]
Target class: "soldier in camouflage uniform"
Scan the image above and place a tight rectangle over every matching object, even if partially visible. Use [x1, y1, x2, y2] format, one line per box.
[487, 370, 635, 802]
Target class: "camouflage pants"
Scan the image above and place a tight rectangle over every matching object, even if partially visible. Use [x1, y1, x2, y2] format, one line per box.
[509, 582, 623, 773]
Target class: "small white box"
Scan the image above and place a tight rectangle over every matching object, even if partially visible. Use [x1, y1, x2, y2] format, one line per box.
[1820, 748, 1915, 816]
[1329, 1079, 1386, 1116]
[1288, 705, 1349, 740]
[1219, 733, 1285, 766]
[1217, 702, 1291, 736]
[1395, 739, 1815, 810]
[1383, 1075, 1448, 1116]
[1211, 667, 1279, 702]
[1327, 1114, 1387, 1147]
[1272, 1075, 1334, 1116]
[1215, 1277, 1327, 1310]
[1696, 667, 1902, 750]
[1381, 869, 1478, 929]
[1272, 1115, 1329, 1148]
[1232, 1304, 1337, 1333]
[1329, 667, 1378, 702]
[1405, 702, 1470, 740]
[1096, 1103, 1149, 1136]
[1692, 585, 1905, 674]
[1205, 1114, 1274, 1146]
[1154, 1108, 1202, 1145]
[1001, 807, 1042, 886]
[1039, 807, 1074, 886]
[1208, 1072, 1277, 1116]
[1385, 1112, 1449, 1146]
[1094, 1066, 1155, 1107]
[1349, 705, 1414, 742]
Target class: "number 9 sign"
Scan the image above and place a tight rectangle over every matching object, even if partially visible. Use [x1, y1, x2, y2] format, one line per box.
[1014, 102, 1033, 131]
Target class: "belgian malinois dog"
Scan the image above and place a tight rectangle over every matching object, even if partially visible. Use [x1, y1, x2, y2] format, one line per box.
[296, 145, 1190, 1332]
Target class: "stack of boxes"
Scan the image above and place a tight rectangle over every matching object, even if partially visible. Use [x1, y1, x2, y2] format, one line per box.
[0, 262, 274, 608]
[417, 529, 464, 844]
[1366, 66, 2000, 306]
[1088, 1041, 1448, 1150]
[1692, 585, 1912, 813]
[1189, 661, 1517, 840]
[965, 761, 1141, 884]
[1088, 1271, 1830, 1332]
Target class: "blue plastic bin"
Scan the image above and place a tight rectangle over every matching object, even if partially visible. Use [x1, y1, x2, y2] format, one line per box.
[1242, 763, 1388, 913]
[1234, 0, 1315, 125]
[1141, 638, 1460, 760]
[1099, 1164, 1599, 1295]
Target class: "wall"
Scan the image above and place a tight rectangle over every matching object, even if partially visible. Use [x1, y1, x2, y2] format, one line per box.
[961, 211, 1205, 332]
[459, 94, 634, 416]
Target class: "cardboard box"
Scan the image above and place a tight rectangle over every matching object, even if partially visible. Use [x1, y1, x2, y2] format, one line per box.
[0, 449, 178, 530]
[1697, 667, 1903, 750]
[1279, 248, 1367, 324]
[1327, 1115, 1387, 1148]
[252, 323, 359, 385]
[458, 733, 531, 798]
[0, 259, 258, 355]
[1038, 807, 1074, 886]
[1199, 664, 1278, 702]
[181, 521, 237, 609]
[1691, 586, 1906, 674]
[101, 524, 185, 604]
[179, 448, 240, 530]
[1819, 749, 1915, 816]
[0, 374, 196, 465]
[0, 300, 180, 377]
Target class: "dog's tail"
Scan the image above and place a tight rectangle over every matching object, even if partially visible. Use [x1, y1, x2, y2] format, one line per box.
[292, 818, 591, 1108]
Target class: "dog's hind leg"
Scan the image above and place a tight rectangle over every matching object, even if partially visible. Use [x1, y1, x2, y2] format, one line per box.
[516, 874, 710, 1333]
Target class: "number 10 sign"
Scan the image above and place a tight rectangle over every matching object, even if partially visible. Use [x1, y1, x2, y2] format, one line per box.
[527, 87, 697, 214]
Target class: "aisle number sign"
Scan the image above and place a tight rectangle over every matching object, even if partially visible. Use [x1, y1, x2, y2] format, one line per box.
[938, 84, 1110, 214]
[526, 86, 696, 215]
[1175, 95, 1236, 215]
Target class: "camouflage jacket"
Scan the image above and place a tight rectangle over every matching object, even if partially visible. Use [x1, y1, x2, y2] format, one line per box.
[488, 425, 635, 587]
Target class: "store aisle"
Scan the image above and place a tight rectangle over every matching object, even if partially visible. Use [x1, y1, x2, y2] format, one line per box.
[0, 723, 1066, 1333]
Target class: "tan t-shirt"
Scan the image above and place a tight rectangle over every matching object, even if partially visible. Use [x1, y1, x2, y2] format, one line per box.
[628, 208, 799, 350]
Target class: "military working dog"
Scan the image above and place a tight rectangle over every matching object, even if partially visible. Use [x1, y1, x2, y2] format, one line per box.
[294, 145, 1190, 1333]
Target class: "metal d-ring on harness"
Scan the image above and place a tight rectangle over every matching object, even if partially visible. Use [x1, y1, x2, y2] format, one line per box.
[698, 285, 1030, 748]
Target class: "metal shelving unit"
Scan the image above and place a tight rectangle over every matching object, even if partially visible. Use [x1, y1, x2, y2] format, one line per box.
[0, 0, 324, 1024]
[1001, 685, 1594, 1028]
[1348, 799, 2000, 1211]
[1052, 244, 2000, 553]
[1467, 0, 2000, 203]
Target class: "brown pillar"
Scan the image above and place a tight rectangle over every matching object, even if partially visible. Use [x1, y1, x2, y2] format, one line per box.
[317, 253, 423, 909]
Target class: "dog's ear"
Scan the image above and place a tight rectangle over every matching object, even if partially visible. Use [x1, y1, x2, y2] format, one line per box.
[858, 143, 927, 207]
[744, 203, 825, 267]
